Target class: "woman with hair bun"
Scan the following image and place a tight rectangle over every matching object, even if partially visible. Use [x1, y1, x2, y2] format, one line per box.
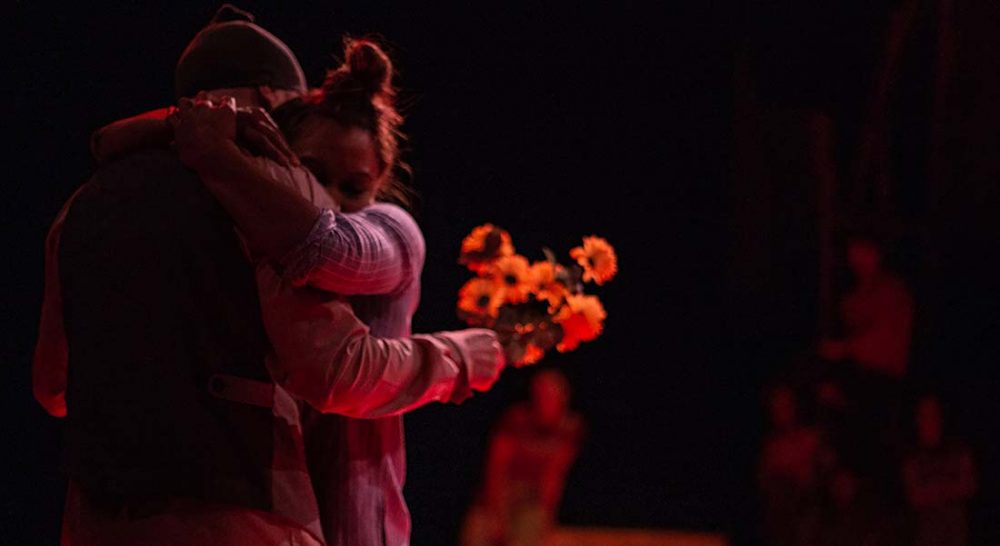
[273, 38, 411, 214]
[270, 38, 438, 546]
[168, 38, 505, 546]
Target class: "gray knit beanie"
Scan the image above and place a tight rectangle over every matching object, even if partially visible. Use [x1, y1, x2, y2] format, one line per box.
[174, 5, 306, 99]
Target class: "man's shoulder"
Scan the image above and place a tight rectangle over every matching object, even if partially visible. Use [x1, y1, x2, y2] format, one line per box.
[92, 149, 191, 189]
[64, 149, 222, 246]
[81, 149, 214, 214]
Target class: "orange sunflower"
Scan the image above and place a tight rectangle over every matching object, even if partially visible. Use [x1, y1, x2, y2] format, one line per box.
[529, 261, 568, 308]
[570, 236, 618, 285]
[519, 343, 546, 367]
[554, 294, 607, 352]
[489, 254, 532, 304]
[459, 224, 515, 273]
[457, 277, 505, 319]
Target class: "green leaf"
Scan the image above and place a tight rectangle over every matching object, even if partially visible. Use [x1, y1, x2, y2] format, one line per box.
[542, 247, 557, 264]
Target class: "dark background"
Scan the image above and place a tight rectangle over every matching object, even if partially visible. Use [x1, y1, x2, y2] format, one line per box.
[3, 2, 998, 545]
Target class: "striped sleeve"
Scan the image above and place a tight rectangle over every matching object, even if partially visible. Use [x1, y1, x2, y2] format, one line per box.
[277, 203, 424, 296]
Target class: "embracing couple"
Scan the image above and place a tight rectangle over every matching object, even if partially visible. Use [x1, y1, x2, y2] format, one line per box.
[33, 5, 507, 546]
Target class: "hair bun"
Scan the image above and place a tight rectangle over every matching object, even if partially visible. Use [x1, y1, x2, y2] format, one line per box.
[212, 4, 255, 24]
[345, 40, 393, 95]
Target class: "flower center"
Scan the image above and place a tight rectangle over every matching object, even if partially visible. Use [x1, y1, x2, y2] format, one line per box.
[504, 274, 518, 286]
[477, 295, 491, 309]
[484, 230, 503, 255]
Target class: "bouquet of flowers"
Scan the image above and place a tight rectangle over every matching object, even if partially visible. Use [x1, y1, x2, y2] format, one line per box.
[456, 224, 618, 366]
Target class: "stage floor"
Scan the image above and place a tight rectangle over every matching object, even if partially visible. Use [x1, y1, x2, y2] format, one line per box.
[548, 527, 728, 546]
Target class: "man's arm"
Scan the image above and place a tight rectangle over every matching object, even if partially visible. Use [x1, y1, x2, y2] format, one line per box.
[258, 265, 505, 417]
[92, 104, 295, 168]
[32, 184, 94, 417]
[90, 107, 175, 164]
[33, 208, 70, 417]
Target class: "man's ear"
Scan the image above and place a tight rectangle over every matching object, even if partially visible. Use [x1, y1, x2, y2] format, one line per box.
[258, 86, 300, 111]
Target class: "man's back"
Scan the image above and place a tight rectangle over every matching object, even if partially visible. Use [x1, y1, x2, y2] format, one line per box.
[59, 149, 276, 513]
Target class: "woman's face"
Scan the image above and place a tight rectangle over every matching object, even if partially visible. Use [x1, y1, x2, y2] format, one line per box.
[292, 117, 382, 212]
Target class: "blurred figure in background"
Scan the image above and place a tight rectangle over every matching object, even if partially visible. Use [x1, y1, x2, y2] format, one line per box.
[461, 369, 585, 546]
[819, 233, 914, 380]
[902, 394, 976, 546]
[807, 463, 898, 546]
[818, 232, 914, 487]
[758, 384, 825, 546]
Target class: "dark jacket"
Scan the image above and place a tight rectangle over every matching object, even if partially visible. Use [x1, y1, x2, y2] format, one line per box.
[58, 149, 322, 538]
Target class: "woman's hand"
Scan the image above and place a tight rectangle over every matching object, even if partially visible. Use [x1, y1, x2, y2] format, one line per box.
[452, 328, 507, 393]
[170, 96, 239, 173]
[170, 95, 298, 173]
[235, 106, 298, 167]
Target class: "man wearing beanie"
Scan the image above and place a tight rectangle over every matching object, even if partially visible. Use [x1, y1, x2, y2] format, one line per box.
[34, 6, 504, 545]
[174, 4, 306, 103]
[87, 4, 307, 161]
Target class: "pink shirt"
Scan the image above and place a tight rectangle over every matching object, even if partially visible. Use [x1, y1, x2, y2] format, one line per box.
[275, 201, 424, 546]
